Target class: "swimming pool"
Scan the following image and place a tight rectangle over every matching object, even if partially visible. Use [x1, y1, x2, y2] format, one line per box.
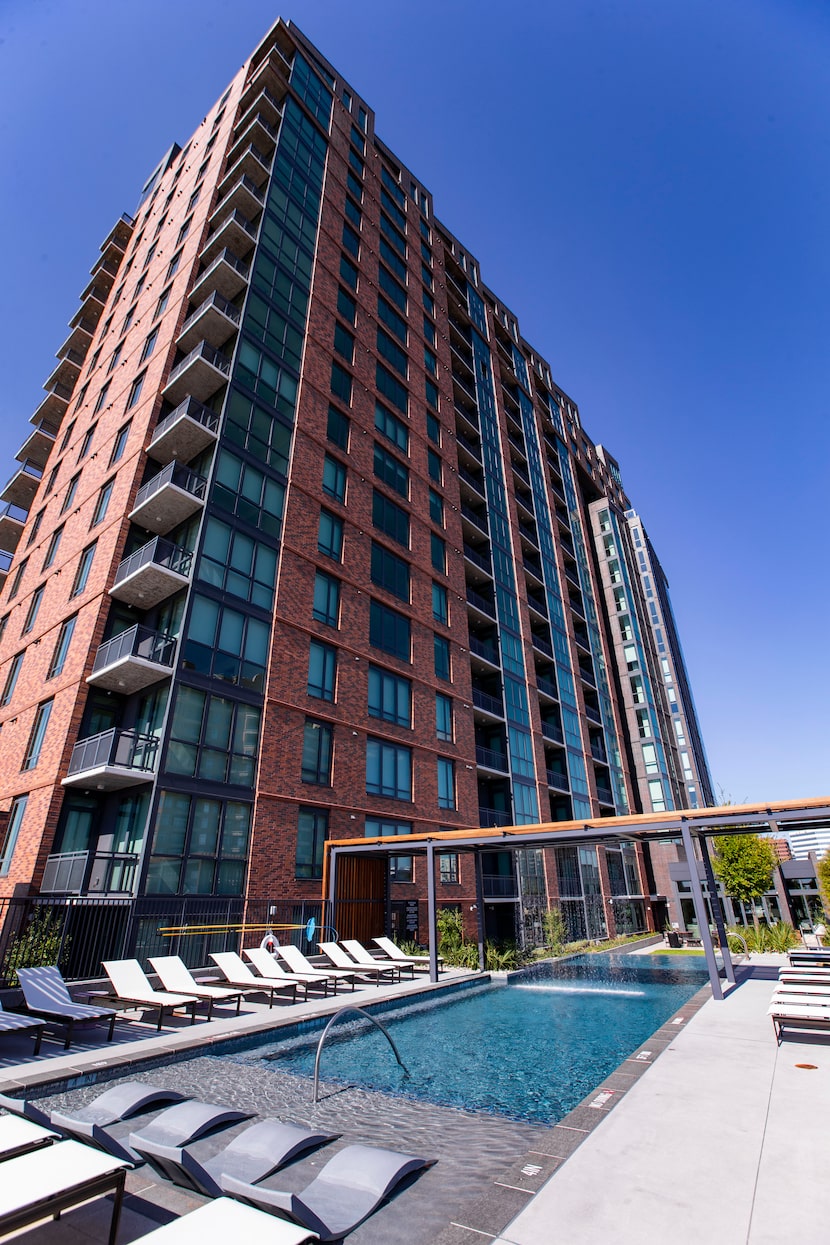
[224, 953, 708, 1125]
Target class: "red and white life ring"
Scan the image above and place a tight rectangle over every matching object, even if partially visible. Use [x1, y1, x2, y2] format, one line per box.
[260, 932, 278, 955]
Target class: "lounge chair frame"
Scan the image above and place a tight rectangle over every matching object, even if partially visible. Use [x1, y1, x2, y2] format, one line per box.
[16, 966, 116, 1049]
[102, 959, 200, 1031]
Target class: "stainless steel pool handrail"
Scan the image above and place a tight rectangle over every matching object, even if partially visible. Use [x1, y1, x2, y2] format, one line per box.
[312, 1005, 409, 1104]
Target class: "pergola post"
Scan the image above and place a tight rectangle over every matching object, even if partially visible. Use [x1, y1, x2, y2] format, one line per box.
[474, 849, 486, 972]
[426, 843, 438, 983]
[680, 817, 723, 1000]
[699, 834, 735, 984]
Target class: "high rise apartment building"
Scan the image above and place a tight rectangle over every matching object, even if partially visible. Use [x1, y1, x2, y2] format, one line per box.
[0, 19, 713, 946]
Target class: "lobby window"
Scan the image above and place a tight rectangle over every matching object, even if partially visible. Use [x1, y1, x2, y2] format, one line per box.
[47, 615, 76, 679]
[301, 719, 333, 785]
[21, 584, 45, 636]
[71, 542, 97, 597]
[313, 571, 340, 628]
[369, 600, 410, 662]
[437, 758, 456, 810]
[366, 737, 411, 801]
[432, 581, 448, 624]
[91, 479, 114, 527]
[318, 509, 343, 562]
[434, 634, 450, 681]
[296, 807, 328, 880]
[307, 640, 336, 701]
[21, 699, 53, 771]
[371, 541, 410, 602]
[322, 454, 347, 503]
[435, 692, 453, 742]
[327, 405, 350, 451]
[368, 664, 411, 727]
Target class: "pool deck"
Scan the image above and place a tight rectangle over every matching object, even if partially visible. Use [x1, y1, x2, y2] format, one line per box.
[486, 955, 830, 1245]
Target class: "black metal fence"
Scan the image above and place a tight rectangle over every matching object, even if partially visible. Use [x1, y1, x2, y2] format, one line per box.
[0, 894, 332, 984]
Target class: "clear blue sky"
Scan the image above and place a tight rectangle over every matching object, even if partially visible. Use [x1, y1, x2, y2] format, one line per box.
[1, 0, 827, 803]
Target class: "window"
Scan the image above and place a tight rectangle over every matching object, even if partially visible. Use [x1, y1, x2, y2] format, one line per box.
[427, 411, 441, 445]
[368, 665, 411, 726]
[317, 509, 343, 561]
[307, 640, 336, 701]
[366, 815, 412, 880]
[313, 571, 340, 627]
[342, 222, 360, 258]
[166, 249, 183, 280]
[373, 443, 408, 498]
[296, 807, 328, 879]
[331, 362, 352, 405]
[375, 402, 409, 454]
[429, 488, 444, 527]
[165, 688, 261, 787]
[377, 328, 408, 377]
[333, 323, 354, 363]
[366, 738, 411, 800]
[106, 343, 122, 374]
[373, 490, 409, 547]
[26, 509, 44, 548]
[7, 558, 27, 600]
[350, 124, 365, 153]
[327, 405, 350, 450]
[377, 296, 407, 343]
[376, 363, 408, 414]
[78, 423, 96, 460]
[434, 633, 450, 680]
[439, 853, 459, 885]
[198, 519, 278, 609]
[347, 169, 363, 201]
[369, 600, 410, 662]
[423, 315, 436, 346]
[371, 541, 409, 601]
[154, 285, 172, 319]
[432, 581, 448, 624]
[1, 652, 24, 706]
[301, 719, 333, 784]
[378, 265, 407, 313]
[60, 474, 80, 514]
[0, 795, 27, 876]
[380, 213, 406, 258]
[648, 779, 666, 812]
[636, 709, 652, 739]
[339, 254, 358, 289]
[91, 479, 114, 526]
[177, 216, 191, 245]
[337, 287, 356, 324]
[436, 693, 453, 741]
[431, 533, 446, 574]
[21, 584, 44, 635]
[110, 421, 131, 464]
[322, 455, 347, 502]
[437, 758, 455, 810]
[428, 447, 443, 484]
[47, 615, 76, 678]
[93, 382, 110, 414]
[349, 149, 363, 176]
[71, 542, 96, 597]
[0, 615, 7, 645]
[21, 700, 52, 771]
[60, 419, 77, 452]
[140, 327, 159, 362]
[126, 371, 146, 410]
[345, 196, 362, 229]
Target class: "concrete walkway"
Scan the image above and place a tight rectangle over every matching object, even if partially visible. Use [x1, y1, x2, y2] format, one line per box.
[494, 956, 830, 1245]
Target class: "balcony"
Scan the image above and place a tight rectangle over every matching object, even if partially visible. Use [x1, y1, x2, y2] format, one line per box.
[177, 290, 241, 354]
[477, 808, 512, 829]
[0, 502, 27, 552]
[41, 848, 139, 895]
[88, 624, 177, 694]
[472, 687, 504, 718]
[161, 341, 231, 406]
[237, 86, 284, 133]
[226, 113, 279, 169]
[596, 785, 615, 807]
[523, 556, 544, 585]
[200, 208, 258, 267]
[110, 536, 192, 607]
[17, 419, 59, 470]
[466, 585, 496, 620]
[591, 741, 608, 764]
[461, 503, 488, 535]
[519, 520, 539, 548]
[211, 174, 265, 229]
[456, 429, 482, 463]
[463, 543, 492, 577]
[536, 674, 558, 701]
[547, 769, 570, 793]
[481, 873, 519, 899]
[62, 729, 158, 790]
[527, 592, 548, 620]
[579, 665, 597, 689]
[217, 142, 272, 197]
[45, 348, 84, 391]
[0, 459, 42, 509]
[542, 719, 565, 745]
[476, 745, 509, 773]
[40, 851, 88, 894]
[129, 461, 207, 534]
[0, 549, 13, 587]
[190, 248, 250, 304]
[33, 380, 73, 425]
[147, 396, 220, 466]
[78, 282, 109, 316]
[469, 634, 500, 667]
[458, 465, 485, 497]
[584, 703, 602, 725]
[531, 632, 553, 659]
[59, 318, 97, 357]
[239, 45, 292, 115]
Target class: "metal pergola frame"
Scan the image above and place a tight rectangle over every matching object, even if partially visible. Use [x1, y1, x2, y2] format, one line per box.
[324, 797, 830, 998]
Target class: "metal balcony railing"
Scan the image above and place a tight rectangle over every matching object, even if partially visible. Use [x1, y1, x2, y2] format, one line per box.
[476, 745, 509, 772]
[92, 624, 176, 675]
[113, 535, 193, 586]
[472, 688, 504, 717]
[66, 728, 158, 778]
[134, 461, 207, 510]
[152, 396, 219, 444]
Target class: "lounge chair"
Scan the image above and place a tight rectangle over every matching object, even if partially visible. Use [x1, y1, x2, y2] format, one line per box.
[129, 1100, 253, 1168]
[102, 959, 200, 1030]
[318, 941, 398, 985]
[50, 1082, 186, 1163]
[0, 1000, 46, 1054]
[131, 1196, 319, 1244]
[243, 947, 330, 999]
[276, 943, 356, 992]
[342, 939, 414, 979]
[149, 955, 247, 1017]
[0, 1115, 57, 1162]
[209, 952, 299, 1006]
[134, 1116, 337, 1197]
[0, 1138, 130, 1245]
[0, 1092, 52, 1128]
[769, 1000, 830, 1044]
[223, 1142, 436, 1241]
[16, 966, 117, 1049]
[373, 936, 443, 972]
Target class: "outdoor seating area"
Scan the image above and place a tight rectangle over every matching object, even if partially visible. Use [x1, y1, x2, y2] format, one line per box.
[767, 953, 830, 1043]
[0, 1080, 436, 1243]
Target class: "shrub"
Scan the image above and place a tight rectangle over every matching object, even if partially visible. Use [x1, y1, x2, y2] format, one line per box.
[725, 922, 799, 954]
[542, 906, 568, 955]
[1, 907, 66, 987]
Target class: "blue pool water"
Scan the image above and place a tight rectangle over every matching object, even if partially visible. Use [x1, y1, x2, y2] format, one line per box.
[225, 953, 708, 1125]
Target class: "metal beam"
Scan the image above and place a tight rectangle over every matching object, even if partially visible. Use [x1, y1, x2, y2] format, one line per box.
[426, 843, 438, 983]
[680, 817, 722, 1001]
[699, 834, 735, 985]
[474, 850, 485, 972]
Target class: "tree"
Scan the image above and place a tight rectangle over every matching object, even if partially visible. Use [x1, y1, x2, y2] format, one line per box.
[712, 834, 776, 933]
[817, 852, 830, 926]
